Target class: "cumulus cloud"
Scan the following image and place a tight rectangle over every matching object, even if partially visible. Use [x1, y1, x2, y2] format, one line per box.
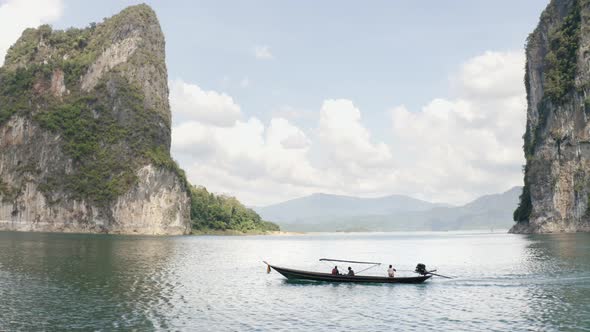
[268, 118, 310, 150]
[170, 91, 326, 203]
[0, 0, 64, 66]
[318, 99, 393, 168]
[389, 50, 526, 203]
[170, 50, 526, 206]
[457, 50, 525, 100]
[253, 45, 274, 60]
[169, 79, 241, 126]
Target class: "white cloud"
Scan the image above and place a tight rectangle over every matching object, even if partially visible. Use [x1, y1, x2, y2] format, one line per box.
[269, 118, 310, 150]
[170, 50, 526, 206]
[0, 0, 64, 66]
[389, 50, 526, 203]
[253, 45, 274, 60]
[318, 99, 393, 168]
[456, 50, 525, 100]
[169, 79, 241, 127]
[171, 114, 327, 203]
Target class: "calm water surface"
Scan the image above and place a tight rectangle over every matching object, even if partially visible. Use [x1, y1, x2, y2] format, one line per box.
[0, 231, 589, 331]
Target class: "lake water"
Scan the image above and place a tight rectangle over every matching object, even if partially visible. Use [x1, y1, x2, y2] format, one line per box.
[0, 231, 589, 331]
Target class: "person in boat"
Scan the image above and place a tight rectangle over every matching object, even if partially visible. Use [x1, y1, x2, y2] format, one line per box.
[331, 266, 339, 275]
[347, 266, 355, 276]
[387, 265, 397, 278]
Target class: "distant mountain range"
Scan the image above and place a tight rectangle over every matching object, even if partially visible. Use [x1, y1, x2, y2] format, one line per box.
[254, 187, 522, 232]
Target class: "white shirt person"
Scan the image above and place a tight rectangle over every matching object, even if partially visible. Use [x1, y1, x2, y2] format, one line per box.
[387, 265, 397, 277]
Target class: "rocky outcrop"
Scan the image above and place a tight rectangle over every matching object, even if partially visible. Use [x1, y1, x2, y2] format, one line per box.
[81, 33, 141, 92]
[512, 0, 590, 233]
[0, 5, 190, 235]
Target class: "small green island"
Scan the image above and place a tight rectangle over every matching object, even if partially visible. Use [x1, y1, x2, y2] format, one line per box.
[189, 186, 280, 234]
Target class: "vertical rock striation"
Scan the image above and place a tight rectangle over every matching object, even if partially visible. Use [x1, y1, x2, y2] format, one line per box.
[512, 0, 590, 233]
[0, 5, 190, 235]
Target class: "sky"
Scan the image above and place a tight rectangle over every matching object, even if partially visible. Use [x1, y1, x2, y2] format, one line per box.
[0, 0, 551, 206]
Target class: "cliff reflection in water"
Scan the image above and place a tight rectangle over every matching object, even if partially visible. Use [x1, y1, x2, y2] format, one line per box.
[0, 232, 179, 330]
[521, 233, 590, 329]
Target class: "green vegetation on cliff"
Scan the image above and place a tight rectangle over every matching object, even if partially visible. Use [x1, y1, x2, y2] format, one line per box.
[543, 0, 581, 104]
[0, 66, 39, 125]
[513, 170, 532, 223]
[189, 186, 279, 233]
[34, 94, 137, 203]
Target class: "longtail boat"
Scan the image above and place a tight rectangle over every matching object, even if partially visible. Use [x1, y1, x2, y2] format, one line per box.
[264, 258, 438, 284]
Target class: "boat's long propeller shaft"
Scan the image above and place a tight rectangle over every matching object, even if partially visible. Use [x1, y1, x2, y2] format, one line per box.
[428, 272, 453, 279]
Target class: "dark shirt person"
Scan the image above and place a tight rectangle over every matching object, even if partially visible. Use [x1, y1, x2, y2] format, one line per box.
[347, 266, 355, 276]
[332, 266, 339, 275]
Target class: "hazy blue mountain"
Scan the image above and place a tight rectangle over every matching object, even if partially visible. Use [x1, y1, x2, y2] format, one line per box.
[255, 193, 447, 224]
[256, 187, 522, 232]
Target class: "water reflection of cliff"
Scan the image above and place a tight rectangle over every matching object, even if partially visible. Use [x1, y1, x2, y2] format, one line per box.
[0, 232, 180, 330]
[521, 233, 590, 330]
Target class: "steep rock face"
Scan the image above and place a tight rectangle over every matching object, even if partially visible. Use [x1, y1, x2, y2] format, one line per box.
[0, 5, 190, 235]
[512, 0, 590, 233]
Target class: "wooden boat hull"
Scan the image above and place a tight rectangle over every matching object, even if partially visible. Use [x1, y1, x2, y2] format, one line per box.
[268, 264, 431, 284]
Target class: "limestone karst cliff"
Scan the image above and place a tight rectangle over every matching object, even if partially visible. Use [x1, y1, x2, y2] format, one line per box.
[512, 0, 590, 233]
[0, 5, 190, 235]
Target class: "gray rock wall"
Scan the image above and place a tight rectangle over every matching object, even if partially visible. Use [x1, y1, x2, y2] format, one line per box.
[512, 0, 590, 233]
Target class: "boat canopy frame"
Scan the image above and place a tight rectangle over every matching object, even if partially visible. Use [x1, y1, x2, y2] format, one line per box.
[319, 258, 381, 265]
[319, 258, 381, 275]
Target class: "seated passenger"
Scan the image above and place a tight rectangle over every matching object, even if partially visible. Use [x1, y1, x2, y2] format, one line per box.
[387, 264, 397, 278]
[347, 266, 355, 276]
[331, 266, 339, 275]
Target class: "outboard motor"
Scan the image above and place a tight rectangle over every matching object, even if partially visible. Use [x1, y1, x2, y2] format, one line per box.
[415, 263, 427, 275]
